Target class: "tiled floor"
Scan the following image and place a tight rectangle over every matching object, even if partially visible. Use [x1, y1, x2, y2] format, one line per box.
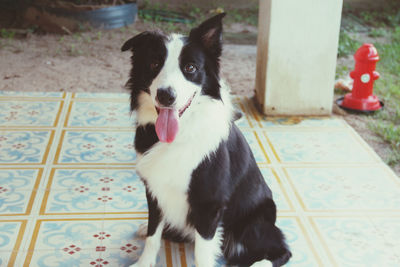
[0, 91, 399, 267]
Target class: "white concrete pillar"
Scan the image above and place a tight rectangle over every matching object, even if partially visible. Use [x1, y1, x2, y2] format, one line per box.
[255, 0, 343, 115]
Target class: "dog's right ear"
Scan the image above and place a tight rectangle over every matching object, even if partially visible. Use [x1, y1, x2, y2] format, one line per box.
[121, 31, 164, 52]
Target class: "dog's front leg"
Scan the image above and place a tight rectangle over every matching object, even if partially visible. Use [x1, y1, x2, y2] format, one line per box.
[194, 228, 222, 267]
[130, 190, 164, 267]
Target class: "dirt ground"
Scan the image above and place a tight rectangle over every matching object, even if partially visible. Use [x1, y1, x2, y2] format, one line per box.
[0, 22, 398, 176]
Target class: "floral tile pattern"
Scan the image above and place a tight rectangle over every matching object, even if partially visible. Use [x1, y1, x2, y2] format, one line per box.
[0, 169, 42, 215]
[66, 101, 133, 128]
[265, 130, 378, 163]
[0, 100, 63, 127]
[0, 92, 399, 267]
[0, 130, 53, 164]
[41, 169, 146, 214]
[55, 131, 136, 164]
[311, 217, 400, 266]
[0, 220, 26, 266]
[285, 166, 400, 211]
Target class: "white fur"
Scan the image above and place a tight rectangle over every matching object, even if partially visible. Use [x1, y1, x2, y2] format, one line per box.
[136, 91, 157, 125]
[250, 260, 273, 267]
[195, 228, 223, 267]
[130, 221, 164, 267]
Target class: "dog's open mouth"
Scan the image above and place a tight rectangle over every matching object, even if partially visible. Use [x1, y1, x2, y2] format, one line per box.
[155, 93, 196, 143]
[155, 92, 196, 117]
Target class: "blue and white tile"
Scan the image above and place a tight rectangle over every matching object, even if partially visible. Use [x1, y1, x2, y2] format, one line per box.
[241, 130, 270, 164]
[181, 217, 320, 267]
[0, 221, 23, 251]
[285, 166, 400, 211]
[0, 91, 64, 98]
[74, 92, 130, 99]
[0, 100, 62, 127]
[0, 221, 24, 266]
[26, 249, 101, 267]
[31, 220, 104, 251]
[101, 219, 169, 266]
[43, 169, 146, 214]
[0, 169, 40, 215]
[67, 101, 134, 127]
[56, 131, 136, 164]
[311, 217, 400, 266]
[0, 130, 53, 164]
[265, 130, 378, 163]
[260, 168, 292, 211]
[370, 217, 400, 258]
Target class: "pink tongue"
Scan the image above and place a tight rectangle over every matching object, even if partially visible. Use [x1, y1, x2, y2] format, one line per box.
[155, 108, 179, 143]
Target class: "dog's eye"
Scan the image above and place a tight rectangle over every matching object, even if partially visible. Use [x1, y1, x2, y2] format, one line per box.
[184, 63, 197, 74]
[150, 61, 160, 70]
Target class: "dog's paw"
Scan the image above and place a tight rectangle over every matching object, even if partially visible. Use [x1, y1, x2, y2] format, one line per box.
[136, 223, 148, 239]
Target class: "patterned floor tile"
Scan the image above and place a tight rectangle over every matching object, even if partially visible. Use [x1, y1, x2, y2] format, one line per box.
[0, 91, 64, 98]
[25, 249, 102, 267]
[55, 130, 136, 165]
[241, 130, 270, 164]
[285, 166, 400, 211]
[66, 101, 134, 128]
[0, 130, 54, 164]
[73, 92, 130, 99]
[311, 216, 400, 266]
[0, 221, 26, 266]
[180, 217, 321, 267]
[264, 130, 378, 164]
[370, 217, 400, 259]
[41, 168, 146, 215]
[0, 100, 63, 127]
[0, 169, 42, 215]
[260, 167, 293, 211]
[27, 220, 104, 254]
[101, 218, 170, 266]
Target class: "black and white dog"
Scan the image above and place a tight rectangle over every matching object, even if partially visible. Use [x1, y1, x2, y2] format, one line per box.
[122, 13, 291, 267]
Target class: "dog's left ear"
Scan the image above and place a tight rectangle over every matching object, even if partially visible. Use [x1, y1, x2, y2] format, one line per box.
[189, 13, 226, 57]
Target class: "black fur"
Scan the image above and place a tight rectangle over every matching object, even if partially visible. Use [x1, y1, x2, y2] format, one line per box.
[122, 31, 167, 111]
[134, 124, 159, 154]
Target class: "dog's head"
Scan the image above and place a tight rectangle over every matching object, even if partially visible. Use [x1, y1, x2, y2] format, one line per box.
[122, 13, 226, 143]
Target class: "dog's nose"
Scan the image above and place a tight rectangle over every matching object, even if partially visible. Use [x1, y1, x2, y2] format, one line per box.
[156, 87, 176, 107]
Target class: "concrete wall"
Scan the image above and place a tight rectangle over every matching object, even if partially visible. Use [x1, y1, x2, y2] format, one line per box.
[255, 0, 343, 115]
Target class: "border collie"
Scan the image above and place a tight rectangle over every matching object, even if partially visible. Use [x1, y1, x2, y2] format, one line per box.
[122, 13, 292, 267]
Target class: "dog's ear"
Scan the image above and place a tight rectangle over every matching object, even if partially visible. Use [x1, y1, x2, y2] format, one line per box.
[121, 31, 165, 52]
[189, 13, 226, 56]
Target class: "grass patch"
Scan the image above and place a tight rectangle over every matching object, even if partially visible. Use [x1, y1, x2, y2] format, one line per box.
[337, 30, 361, 57]
[367, 28, 400, 166]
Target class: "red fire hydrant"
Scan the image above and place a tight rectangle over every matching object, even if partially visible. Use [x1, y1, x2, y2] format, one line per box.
[338, 43, 383, 112]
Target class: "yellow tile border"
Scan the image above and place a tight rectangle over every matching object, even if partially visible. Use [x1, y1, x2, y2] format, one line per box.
[40, 167, 147, 215]
[283, 166, 400, 213]
[0, 168, 43, 216]
[0, 99, 64, 128]
[259, 166, 294, 212]
[252, 130, 271, 164]
[0, 220, 27, 267]
[54, 129, 136, 165]
[178, 243, 187, 267]
[0, 130, 55, 165]
[177, 216, 323, 266]
[262, 131, 281, 163]
[24, 217, 172, 267]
